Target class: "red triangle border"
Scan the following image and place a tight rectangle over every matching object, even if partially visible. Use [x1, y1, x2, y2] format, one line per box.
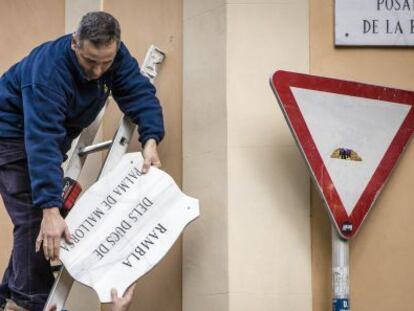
[271, 70, 414, 239]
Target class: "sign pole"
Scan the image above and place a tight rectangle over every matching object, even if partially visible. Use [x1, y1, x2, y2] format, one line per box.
[270, 70, 414, 310]
[332, 225, 350, 311]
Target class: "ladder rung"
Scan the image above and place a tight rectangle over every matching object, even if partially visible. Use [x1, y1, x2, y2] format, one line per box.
[78, 140, 113, 156]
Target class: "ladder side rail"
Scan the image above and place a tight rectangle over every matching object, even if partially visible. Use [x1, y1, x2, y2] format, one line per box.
[98, 116, 135, 178]
[63, 104, 108, 180]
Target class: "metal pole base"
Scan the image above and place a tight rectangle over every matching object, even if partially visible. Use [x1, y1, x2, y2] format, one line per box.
[332, 225, 350, 311]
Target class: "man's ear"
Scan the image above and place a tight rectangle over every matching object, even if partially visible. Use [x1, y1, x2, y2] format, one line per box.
[71, 33, 78, 51]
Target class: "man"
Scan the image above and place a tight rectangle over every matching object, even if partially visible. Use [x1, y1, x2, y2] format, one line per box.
[0, 11, 164, 311]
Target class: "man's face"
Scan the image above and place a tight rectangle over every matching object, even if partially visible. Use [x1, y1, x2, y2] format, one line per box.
[71, 35, 117, 81]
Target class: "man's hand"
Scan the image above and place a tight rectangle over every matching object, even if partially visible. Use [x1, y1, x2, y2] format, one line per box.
[142, 138, 161, 173]
[36, 207, 71, 261]
[110, 283, 136, 311]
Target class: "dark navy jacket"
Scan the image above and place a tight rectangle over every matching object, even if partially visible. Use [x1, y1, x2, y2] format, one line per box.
[0, 34, 164, 209]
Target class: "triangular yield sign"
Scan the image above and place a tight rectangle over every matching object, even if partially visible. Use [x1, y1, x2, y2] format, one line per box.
[270, 70, 414, 239]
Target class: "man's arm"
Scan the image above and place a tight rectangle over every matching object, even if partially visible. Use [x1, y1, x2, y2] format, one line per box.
[22, 84, 72, 260]
[111, 43, 165, 172]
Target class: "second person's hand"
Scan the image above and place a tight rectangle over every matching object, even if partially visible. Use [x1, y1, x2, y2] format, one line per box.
[110, 283, 137, 311]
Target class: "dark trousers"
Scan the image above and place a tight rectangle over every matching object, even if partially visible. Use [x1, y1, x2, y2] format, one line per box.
[0, 139, 54, 311]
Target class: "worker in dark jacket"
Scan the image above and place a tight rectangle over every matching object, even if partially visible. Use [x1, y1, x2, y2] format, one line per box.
[0, 11, 164, 311]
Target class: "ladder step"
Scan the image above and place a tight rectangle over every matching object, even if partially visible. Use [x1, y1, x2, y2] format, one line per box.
[78, 140, 113, 156]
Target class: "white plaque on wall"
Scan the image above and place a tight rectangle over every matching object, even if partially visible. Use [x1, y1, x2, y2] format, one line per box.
[59, 152, 200, 302]
[335, 0, 414, 46]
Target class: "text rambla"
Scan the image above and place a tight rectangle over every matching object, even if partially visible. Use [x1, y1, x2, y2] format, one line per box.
[122, 223, 168, 268]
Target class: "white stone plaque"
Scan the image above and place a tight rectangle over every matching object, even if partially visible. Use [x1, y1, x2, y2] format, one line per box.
[335, 0, 414, 46]
[59, 152, 199, 302]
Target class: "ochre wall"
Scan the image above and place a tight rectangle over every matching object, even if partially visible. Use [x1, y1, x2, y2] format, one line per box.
[183, 0, 312, 310]
[226, 1, 312, 310]
[0, 1, 65, 73]
[0, 0, 65, 281]
[310, 1, 414, 310]
[103, 1, 183, 310]
[182, 1, 229, 310]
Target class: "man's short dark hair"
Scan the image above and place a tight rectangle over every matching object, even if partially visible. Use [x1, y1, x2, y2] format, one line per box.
[76, 11, 121, 48]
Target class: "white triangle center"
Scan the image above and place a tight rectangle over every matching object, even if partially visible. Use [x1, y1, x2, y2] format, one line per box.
[291, 87, 411, 215]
